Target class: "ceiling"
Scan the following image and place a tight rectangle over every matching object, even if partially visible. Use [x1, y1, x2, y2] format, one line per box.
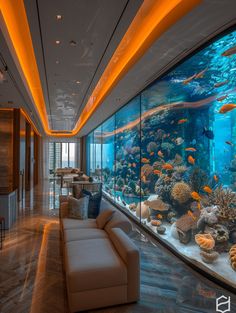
[0, 0, 236, 137]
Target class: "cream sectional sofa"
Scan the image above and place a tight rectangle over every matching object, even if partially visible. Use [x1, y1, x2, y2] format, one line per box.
[60, 199, 140, 312]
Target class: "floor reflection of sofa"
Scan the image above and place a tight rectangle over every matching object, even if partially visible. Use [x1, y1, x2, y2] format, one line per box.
[60, 198, 140, 312]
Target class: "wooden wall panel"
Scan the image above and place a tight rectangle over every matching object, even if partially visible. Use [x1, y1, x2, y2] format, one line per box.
[34, 132, 39, 186]
[0, 110, 13, 193]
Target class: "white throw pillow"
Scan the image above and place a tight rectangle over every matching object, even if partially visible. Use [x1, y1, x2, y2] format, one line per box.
[68, 196, 89, 219]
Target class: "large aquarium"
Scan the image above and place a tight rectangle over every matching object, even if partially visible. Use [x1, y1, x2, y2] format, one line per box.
[86, 28, 236, 289]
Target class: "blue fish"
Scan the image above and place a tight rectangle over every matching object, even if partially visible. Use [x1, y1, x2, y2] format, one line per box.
[202, 127, 214, 140]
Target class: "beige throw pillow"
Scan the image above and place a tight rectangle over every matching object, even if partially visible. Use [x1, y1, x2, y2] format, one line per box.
[68, 196, 89, 219]
[96, 209, 115, 229]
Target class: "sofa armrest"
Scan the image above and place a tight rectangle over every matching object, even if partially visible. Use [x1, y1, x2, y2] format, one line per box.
[60, 201, 69, 219]
[59, 195, 69, 203]
[109, 228, 140, 302]
[104, 211, 132, 234]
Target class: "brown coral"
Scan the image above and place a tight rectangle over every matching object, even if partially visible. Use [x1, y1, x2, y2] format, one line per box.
[202, 186, 236, 221]
[144, 198, 169, 211]
[200, 251, 219, 264]
[176, 210, 200, 232]
[171, 182, 191, 204]
[195, 233, 215, 251]
[229, 244, 236, 271]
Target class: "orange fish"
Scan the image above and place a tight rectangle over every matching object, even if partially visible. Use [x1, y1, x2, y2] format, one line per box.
[178, 118, 188, 125]
[162, 163, 174, 171]
[191, 191, 202, 201]
[156, 214, 163, 219]
[221, 45, 236, 57]
[187, 210, 196, 221]
[188, 155, 195, 165]
[203, 186, 212, 194]
[195, 68, 207, 79]
[141, 175, 147, 183]
[219, 103, 236, 114]
[213, 174, 218, 182]
[141, 158, 150, 163]
[197, 202, 201, 210]
[150, 152, 154, 156]
[182, 74, 196, 85]
[158, 150, 164, 158]
[185, 147, 197, 152]
[153, 170, 162, 175]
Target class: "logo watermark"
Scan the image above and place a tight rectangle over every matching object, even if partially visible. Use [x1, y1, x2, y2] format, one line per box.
[216, 295, 231, 313]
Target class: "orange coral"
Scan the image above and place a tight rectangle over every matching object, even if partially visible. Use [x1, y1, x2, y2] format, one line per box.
[195, 233, 215, 250]
[229, 244, 236, 271]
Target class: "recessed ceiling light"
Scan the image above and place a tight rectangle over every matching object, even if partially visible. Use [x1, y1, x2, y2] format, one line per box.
[55, 40, 61, 45]
[76, 80, 80, 84]
[56, 60, 60, 64]
[69, 40, 77, 47]
[56, 15, 62, 20]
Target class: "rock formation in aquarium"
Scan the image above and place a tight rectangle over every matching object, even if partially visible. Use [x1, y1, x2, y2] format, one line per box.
[175, 209, 200, 244]
[197, 205, 219, 232]
[136, 201, 150, 219]
[200, 250, 219, 264]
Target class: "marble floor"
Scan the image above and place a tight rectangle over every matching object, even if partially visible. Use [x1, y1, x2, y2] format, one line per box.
[0, 180, 235, 313]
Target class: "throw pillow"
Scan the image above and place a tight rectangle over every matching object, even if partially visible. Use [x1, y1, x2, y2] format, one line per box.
[72, 185, 83, 199]
[96, 209, 115, 229]
[68, 196, 89, 219]
[82, 189, 102, 218]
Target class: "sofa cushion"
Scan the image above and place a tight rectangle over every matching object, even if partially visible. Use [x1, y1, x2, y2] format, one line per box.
[96, 209, 114, 229]
[65, 238, 127, 293]
[64, 228, 108, 243]
[82, 189, 102, 218]
[62, 218, 97, 230]
[105, 211, 132, 234]
[68, 196, 89, 219]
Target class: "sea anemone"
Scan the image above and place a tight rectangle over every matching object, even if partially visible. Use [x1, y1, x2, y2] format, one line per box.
[171, 182, 191, 204]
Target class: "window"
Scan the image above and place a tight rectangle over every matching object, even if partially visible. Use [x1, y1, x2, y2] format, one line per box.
[49, 142, 77, 174]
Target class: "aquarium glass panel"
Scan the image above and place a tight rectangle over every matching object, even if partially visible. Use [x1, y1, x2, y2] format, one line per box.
[86, 132, 94, 176]
[93, 125, 102, 180]
[114, 96, 141, 220]
[101, 116, 115, 198]
[85, 29, 236, 289]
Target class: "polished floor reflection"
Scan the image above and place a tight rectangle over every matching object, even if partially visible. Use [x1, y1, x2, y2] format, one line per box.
[0, 180, 235, 313]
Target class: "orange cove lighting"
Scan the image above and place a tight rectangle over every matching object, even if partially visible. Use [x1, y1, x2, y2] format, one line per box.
[0, 0, 201, 137]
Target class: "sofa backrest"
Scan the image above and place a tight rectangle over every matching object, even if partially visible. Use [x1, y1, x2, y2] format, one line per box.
[104, 210, 132, 234]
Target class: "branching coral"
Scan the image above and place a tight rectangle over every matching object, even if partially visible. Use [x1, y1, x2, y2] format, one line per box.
[189, 167, 208, 193]
[171, 182, 191, 204]
[203, 186, 236, 221]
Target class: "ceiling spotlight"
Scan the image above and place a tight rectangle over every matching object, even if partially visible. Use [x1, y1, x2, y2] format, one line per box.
[56, 60, 60, 64]
[56, 14, 62, 20]
[69, 40, 77, 47]
[76, 80, 80, 84]
[55, 40, 61, 45]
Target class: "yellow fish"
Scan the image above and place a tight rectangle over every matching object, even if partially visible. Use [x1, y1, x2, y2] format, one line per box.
[203, 186, 212, 193]
[191, 191, 202, 201]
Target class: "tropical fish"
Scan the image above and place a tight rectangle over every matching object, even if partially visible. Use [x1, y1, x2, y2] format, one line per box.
[191, 191, 202, 201]
[195, 68, 208, 79]
[153, 170, 162, 175]
[141, 158, 150, 164]
[150, 152, 155, 156]
[202, 127, 214, 139]
[182, 74, 197, 85]
[162, 163, 174, 170]
[185, 147, 197, 152]
[225, 141, 233, 146]
[216, 95, 228, 102]
[178, 118, 188, 124]
[187, 210, 196, 221]
[214, 80, 228, 88]
[213, 174, 218, 182]
[188, 155, 195, 165]
[158, 150, 164, 158]
[221, 45, 236, 57]
[219, 103, 236, 113]
[175, 137, 184, 145]
[203, 186, 212, 194]
[197, 202, 201, 210]
[156, 214, 163, 219]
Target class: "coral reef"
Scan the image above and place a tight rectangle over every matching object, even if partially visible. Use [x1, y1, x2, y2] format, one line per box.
[189, 167, 208, 193]
[197, 206, 219, 231]
[214, 224, 229, 243]
[200, 251, 219, 264]
[229, 245, 236, 271]
[147, 141, 158, 153]
[173, 154, 183, 165]
[141, 164, 153, 177]
[195, 234, 215, 251]
[161, 142, 174, 155]
[203, 186, 236, 221]
[171, 182, 191, 204]
[151, 219, 162, 226]
[156, 226, 166, 234]
[129, 203, 137, 211]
